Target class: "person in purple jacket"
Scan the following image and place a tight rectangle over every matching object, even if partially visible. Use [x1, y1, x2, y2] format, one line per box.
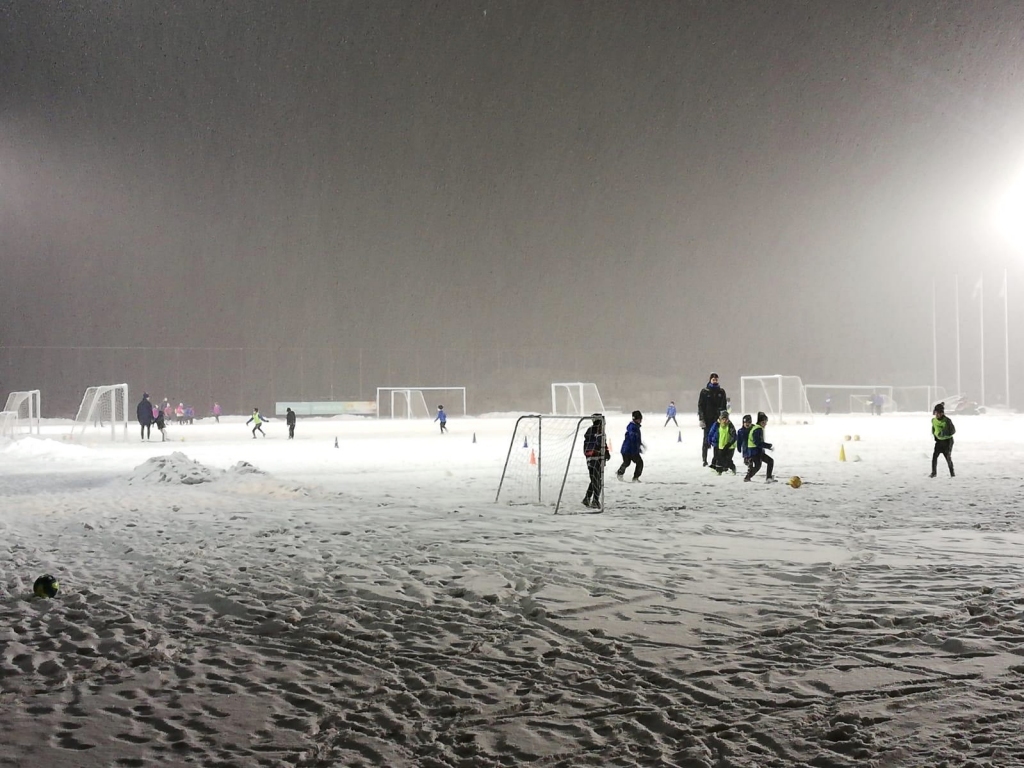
[212, 402, 222, 423]
[615, 410, 645, 482]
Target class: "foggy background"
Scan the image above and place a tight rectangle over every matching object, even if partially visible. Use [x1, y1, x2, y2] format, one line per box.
[1, 1, 1022, 416]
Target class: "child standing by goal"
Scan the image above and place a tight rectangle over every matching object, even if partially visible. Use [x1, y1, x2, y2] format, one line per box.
[434, 405, 448, 434]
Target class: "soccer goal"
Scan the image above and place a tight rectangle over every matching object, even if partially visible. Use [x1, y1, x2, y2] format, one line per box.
[2, 390, 41, 436]
[71, 384, 129, 439]
[496, 414, 608, 515]
[893, 386, 948, 413]
[375, 387, 467, 419]
[551, 382, 605, 416]
[740, 375, 812, 423]
[803, 384, 895, 415]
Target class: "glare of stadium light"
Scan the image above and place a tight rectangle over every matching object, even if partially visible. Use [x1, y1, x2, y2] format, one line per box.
[995, 166, 1024, 251]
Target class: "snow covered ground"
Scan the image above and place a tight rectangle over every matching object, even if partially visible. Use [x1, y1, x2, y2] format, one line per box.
[2, 411, 1023, 767]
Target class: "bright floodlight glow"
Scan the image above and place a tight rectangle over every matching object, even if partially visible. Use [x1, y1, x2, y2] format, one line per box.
[995, 166, 1024, 251]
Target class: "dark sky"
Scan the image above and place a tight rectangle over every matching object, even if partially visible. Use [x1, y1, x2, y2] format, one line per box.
[1, 1, 1023, 405]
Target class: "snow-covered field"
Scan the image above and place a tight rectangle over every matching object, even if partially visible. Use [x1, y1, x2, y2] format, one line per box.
[2, 411, 1023, 767]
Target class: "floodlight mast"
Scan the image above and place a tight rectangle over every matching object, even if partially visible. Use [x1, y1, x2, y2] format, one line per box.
[994, 166, 1024, 409]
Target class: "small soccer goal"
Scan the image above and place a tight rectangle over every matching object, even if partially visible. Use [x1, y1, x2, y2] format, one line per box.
[803, 384, 894, 414]
[893, 386, 948, 413]
[496, 414, 609, 515]
[71, 384, 129, 439]
[375, 387, 467, 419]
[551, 382, 605, 416]
[2, 390, 41, 436]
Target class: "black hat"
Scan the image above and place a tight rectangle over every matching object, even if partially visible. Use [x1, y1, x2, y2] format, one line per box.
[591, 413, 603, 423]
[631, 410, 643, 420]
[719, 409, 729, 418]
[756, 411, 768, 422]
[742, 414, 752, 423]
[709, 372, 719, 379]
[933, 402, 945, 413]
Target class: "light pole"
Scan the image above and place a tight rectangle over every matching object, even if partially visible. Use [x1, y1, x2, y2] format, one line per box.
[994, 164, 1024, 409]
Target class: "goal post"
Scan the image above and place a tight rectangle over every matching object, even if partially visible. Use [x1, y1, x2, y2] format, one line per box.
[739, 375, 812, 423]
[3, 390, 41, 435]
[71, 384, 129, 439]
[803, 384, 895, 414]
[496, 414, 608, 515]
[551, 382, 605, 416]
[375, 387, 467, 419]
[892, 386, 948, 413]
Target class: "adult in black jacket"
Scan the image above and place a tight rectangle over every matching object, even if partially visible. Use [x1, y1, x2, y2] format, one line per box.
[286, 407, 297, 439]
[697, 373, 728, 467]
[136, 392, 153, 441]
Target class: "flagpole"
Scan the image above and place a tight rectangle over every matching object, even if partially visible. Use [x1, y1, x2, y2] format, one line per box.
[979, 275, 985, 407]
[1004, 268, 1010, 409]
[955, 274, 962, 396]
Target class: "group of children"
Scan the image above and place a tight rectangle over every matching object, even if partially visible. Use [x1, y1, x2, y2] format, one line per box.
[707, 410, 777, 482]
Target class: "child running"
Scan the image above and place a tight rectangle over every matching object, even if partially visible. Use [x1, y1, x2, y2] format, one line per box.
[930, 402, 955, 477]
[744, 411, 777, 483]
[246, 407, 266, 438]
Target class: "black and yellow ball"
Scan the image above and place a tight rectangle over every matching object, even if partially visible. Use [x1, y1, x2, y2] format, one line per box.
[33, 575, 60, 598]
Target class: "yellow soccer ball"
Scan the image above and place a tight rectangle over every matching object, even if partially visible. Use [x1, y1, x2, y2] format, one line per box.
[788, 476, 802, 488]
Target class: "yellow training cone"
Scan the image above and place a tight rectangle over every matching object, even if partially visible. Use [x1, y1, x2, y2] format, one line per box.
[839, 444, 846, 462]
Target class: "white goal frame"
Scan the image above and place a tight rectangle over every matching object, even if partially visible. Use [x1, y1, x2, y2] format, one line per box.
[803, 384, 894, 414]
[496, 414, 606, 515]
[551, 382, 605, 416]
[3, 389, 41, 435]
[740, 375, 812, 423]
[71, 383, 129, 440]
[375, 386, 467, 419]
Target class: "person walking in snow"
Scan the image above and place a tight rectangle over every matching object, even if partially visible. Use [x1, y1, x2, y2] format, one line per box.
[615, 410, 645, 482]
[744, 411, 777, 483]
[434, 405, 448, 434]
[930, 402, 955, 478]
[136, 392, 153, 441]
[664, 400, 678, 427]
[212, 402, 222, 423]
[286, 407, 296, 439]
[707, 410, 738, 475]
[246, 407, 266, 438]
[698, 372, 728, 467]
[154, 408, 167, 442]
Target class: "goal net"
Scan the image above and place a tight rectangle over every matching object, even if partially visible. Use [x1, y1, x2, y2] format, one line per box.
[376, 387, 467, 418]
[2, 390, 41, 436]
[803, 384, 894, 414]
[739, 376, 812, 423]
[893, 386, 948, 413]
[496, 415, 608, 515]
[72, 384, 129, 439]
[551, 382, 605, 416]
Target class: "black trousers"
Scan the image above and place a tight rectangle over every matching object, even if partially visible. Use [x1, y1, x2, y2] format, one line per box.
[931, 439, 954, 475]
[713, 446, 736, 473]
[140, 423, 150, 439]
[288, 424, 295, 439]
[665, 415, 678, 427]
[438, 421, 447, 433]
[252, 424, 265, 437]
[616, 452, 643, 480]
[702, 424, 712, 464]
[584, 459, 604, 501]
[745, 452, 774, 480]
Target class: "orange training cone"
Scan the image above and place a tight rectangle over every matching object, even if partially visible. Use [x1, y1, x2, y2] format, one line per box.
[529, 449, 536, 465]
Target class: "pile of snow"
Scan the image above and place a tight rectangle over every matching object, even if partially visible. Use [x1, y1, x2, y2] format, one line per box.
[0, 436, 91, 460]
[128, 452, 217, 485]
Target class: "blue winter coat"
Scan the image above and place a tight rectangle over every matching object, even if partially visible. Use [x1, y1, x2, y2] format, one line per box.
[707, 421, 736, 449]
[136, 398, 153, 426]
[620, 421, 642, 455]
[736, 426, 751, 459]
[434, 409, 447, 423]
[666, 403, 677, 418]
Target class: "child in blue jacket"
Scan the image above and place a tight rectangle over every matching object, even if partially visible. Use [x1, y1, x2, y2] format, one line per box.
[707, 410, 737, 474]
[736, 414, 753, 467]
[743, 411, 776, 483]
[615, 410, 644, 482]
[434, 405, 448, 434]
